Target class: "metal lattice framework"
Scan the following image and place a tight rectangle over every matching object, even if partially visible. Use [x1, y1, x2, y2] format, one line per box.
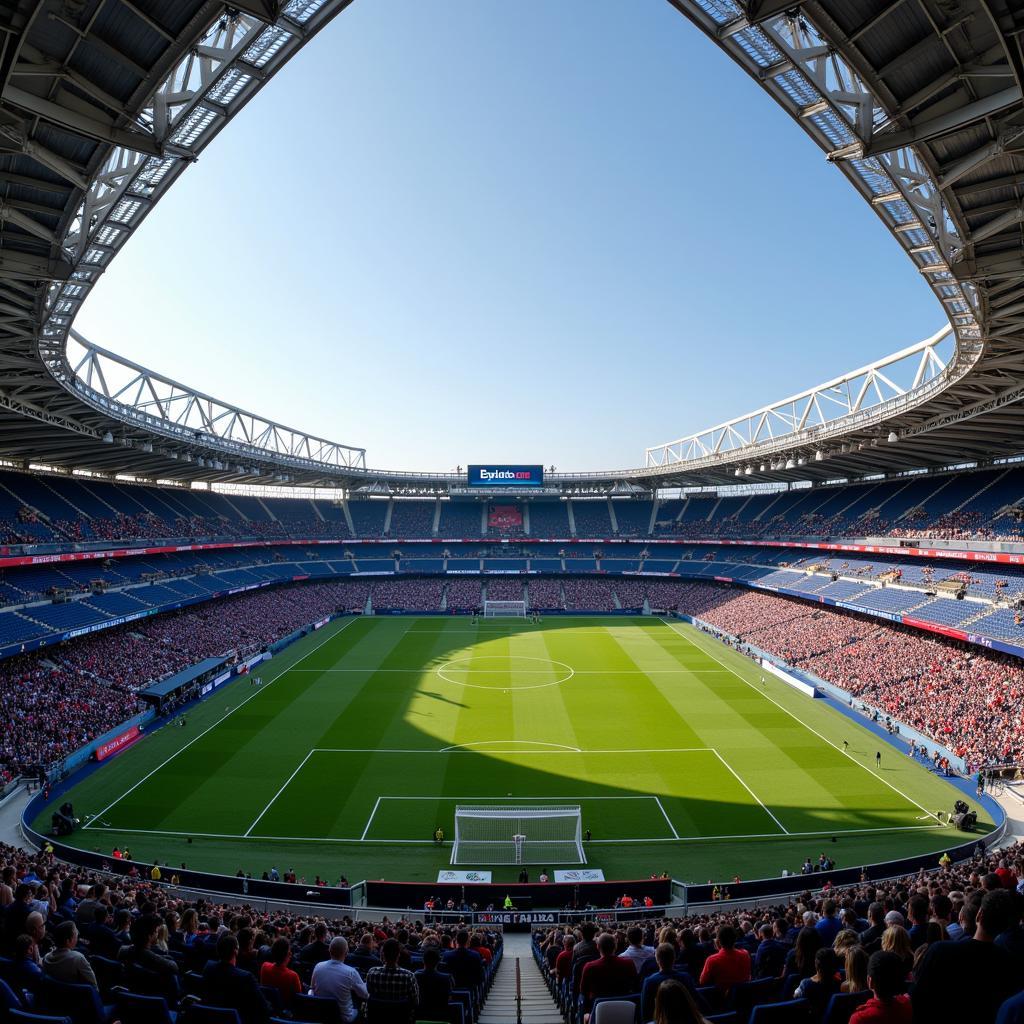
[68, 331, 366, 471]
[646, 326, 954, 467]
[0, 0, 1021, 493]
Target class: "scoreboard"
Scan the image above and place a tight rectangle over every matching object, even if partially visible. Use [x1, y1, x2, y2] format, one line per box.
[467, 465, 544, 488]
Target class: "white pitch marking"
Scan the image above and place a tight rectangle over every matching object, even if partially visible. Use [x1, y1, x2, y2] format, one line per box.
[660, 618, 943, 824]
[83, 617, 359, 830]
[360, 796, 383, 841]
[244, 749, 316, 837]
[438, 741, 582, 752]
[83, 821, 946, 844]
[653, 796, 680, 839]
[287, 667, 732, 674]
[309, 746, 715, 754]
[711, 749, 790, 836]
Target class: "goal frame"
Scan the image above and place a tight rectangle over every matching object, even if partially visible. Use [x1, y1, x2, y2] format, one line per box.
[483, 600, 527, 618]
[451, 804, 585, 865]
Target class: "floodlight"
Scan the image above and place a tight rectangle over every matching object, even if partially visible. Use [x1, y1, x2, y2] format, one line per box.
[888, 431, 898, 443]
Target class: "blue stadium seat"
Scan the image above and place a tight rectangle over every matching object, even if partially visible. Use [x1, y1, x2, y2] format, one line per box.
[85, 958, 122, 997]
[748, 999, 814, 1023]
[8, 1011, 73, 1024]
[365, 996, 416, 1023]
[730, 977, 781, 1018]
[0, 977, 24, 1013]
[35, 977, 110, 1024]
[821, 990, 871, 1024]
[289, 993, 343, 1023]
[184, 1007, 241, 1024]
[111, 991, 176, 1024]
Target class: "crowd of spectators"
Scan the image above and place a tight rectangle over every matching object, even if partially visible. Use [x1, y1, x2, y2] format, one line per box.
[673, 582, 1024, 769]
[534, 839, 1024, 1024]
[562, 579, 616, 611]
[483, 579, 525, 603]
[444, 579, 482, 611]
[371, 579, 443, 612]
[527, 579, 563, 610]
[0, 581, 372, 781]
[0, 839, 501, 1023]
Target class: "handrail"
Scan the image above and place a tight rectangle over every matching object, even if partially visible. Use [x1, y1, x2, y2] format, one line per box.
[515, 956, 522, 1024]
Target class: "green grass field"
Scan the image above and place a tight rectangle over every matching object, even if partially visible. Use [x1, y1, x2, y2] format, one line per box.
[45, 615, 990, 883]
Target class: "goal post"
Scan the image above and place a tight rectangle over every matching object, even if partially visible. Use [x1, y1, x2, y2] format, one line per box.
[451, 805, 585, 865]
[483, 600, 526, 618]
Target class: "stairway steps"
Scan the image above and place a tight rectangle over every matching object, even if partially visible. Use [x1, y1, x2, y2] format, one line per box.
[480, 932, 565, 1024]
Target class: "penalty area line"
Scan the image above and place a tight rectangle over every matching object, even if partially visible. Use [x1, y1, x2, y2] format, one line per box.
[360, 797, 383, 842]
[711, 749, 789, 836]
[653, 797, 680, 839]
[244, 749, 316, 837]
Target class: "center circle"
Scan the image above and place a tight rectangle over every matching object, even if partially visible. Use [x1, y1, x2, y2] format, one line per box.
[435, 655, 574, 691]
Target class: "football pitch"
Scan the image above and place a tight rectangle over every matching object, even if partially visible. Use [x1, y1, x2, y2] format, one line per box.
[49, 615, 990, 883]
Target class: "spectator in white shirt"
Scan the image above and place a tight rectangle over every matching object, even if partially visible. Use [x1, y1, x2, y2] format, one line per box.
[620, 926, 656, 972]
[310, 937, 368, 1023]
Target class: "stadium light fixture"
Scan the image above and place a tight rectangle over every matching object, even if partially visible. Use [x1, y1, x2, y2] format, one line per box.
[785, 458, 796, 469]
[760, 463, 767, 472]
[101, 431, 113, 444]
[797, 457, 806, 465]
[141, 442, 153, 453]
[744, 466, 752, 475]
[815, 450, 824, 461]
[734, 468, 741, 477]
[888, 431, 898, 443]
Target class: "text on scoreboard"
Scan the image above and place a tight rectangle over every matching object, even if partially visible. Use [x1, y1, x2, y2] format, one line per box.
[467, 465, 544, 488]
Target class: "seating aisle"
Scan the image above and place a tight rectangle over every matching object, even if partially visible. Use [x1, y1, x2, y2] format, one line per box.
[480, 933, 562, 1024]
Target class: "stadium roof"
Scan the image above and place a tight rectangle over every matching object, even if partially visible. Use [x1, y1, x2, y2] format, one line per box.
[0, 1, 1022, 494]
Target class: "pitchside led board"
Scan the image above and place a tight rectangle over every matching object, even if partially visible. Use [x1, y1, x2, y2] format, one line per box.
[467, 465, 544, 488]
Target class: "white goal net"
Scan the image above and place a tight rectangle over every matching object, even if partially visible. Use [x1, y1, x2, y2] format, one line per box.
[451, 805, 585, 864]
[483, 600, 526, 618]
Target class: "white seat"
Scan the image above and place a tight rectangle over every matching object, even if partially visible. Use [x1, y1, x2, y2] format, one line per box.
[591, 999, 637, 1024]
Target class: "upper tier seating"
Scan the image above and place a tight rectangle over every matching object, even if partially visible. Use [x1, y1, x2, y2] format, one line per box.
[0, 464, 1022, 546]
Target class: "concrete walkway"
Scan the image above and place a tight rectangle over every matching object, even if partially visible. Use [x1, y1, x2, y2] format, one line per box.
[0, 784, 31, 851]
[479, 932, 563, 1024]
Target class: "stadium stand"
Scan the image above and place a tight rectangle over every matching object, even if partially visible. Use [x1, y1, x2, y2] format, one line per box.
[0, 838, 502, 1022]
[348, 500, 388, 538]
[672, 582, 1024, 767]
[570, 499, 612, 537]
[531, 839, 1024, 1024]
[389, 499, 437, 537]
[2, 466, 1024, 547]
[439, 501, 484, 538]
[527, 501, 570, 537]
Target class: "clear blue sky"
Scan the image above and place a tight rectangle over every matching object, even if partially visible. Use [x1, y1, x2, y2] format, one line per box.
[76, 0, 944, 473]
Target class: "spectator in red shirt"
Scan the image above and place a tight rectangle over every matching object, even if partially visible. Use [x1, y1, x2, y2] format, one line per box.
[553, 935, 575, 984]
[470, 934, 492, 965]
[698, 925, 751, 996]
[996, 859, 1015, 890]
[850, 951, 912, 1024]
[580, 933, 638, 1018]
[259, 937, 301, 1008]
